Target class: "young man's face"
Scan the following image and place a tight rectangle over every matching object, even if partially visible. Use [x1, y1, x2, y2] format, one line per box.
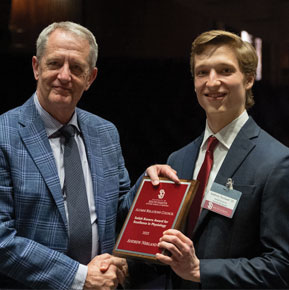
[194, 44, 254, 123]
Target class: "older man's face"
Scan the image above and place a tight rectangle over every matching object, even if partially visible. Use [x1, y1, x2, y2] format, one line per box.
[32, 29, 97, 123]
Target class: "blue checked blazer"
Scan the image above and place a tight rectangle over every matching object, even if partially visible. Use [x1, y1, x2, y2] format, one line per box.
[0, 96, 135, 289]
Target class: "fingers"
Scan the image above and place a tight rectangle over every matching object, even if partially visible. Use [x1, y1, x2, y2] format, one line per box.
[155, 230, 201, 283]
[157, 229, 194, 262]
[99, 259, 110, 272]
[158, 241, 182, 261]
[85, 259, 127, 290]
[155, 252, 174, 265]
[85, 264, 118, 290]
[89, 253, 111, 264]
[110, 256, 127, 269]
[104, 261, 127, 288]
[89, 254, 127, 281]
[115, 264, 126, 286]
[161, 229, 193, 245]
[110, 256, 128, 283]
[99, 256, 127, 274]
[146, 164, 180, 186]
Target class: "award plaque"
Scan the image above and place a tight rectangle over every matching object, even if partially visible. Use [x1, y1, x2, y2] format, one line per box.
[113, 177, 198, 262]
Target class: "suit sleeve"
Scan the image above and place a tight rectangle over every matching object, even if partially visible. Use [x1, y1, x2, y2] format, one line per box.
[0, 112, 81, 290]
[0, 146, 80, 290]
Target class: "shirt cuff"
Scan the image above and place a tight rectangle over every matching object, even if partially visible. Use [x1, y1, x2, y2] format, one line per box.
[71, 263, 88, 290]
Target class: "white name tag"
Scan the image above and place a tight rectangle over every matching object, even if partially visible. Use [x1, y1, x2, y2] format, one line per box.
[202, 181, 242, 218]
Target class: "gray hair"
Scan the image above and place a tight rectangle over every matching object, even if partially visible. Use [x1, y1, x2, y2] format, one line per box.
[36, 21, 98, 70]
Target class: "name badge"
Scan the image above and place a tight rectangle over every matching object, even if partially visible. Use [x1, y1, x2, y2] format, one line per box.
[202, 179, 242, 218]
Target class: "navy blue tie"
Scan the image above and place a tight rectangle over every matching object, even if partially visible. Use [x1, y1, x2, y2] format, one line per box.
[60, 125, 92, 264]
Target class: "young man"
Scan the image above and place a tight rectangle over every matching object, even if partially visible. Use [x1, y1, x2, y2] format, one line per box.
[154, 30, 289, 288]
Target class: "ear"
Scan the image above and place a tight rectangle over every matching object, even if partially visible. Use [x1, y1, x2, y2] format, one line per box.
[32, 56, 39, 81]
[85, 67, 98, 91]
[245, 74, 255, 90]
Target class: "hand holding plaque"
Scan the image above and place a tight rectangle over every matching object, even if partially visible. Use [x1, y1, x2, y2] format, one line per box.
[113, 177, 198, 262]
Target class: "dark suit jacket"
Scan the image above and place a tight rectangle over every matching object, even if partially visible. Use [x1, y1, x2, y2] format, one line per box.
[166, 117, 289, 289]
[0, 96, 135, 289]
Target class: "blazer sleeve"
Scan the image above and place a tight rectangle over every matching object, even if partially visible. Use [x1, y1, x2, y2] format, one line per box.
[0, 108, 80, 290]
[0, 146, 80, 290]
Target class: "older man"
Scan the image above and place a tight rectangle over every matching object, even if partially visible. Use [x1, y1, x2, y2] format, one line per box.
[0, 21, 177, 289]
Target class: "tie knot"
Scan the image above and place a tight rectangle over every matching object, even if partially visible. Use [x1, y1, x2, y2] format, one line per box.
[206, 136, 219, 153]
[60, 125, 76, 140]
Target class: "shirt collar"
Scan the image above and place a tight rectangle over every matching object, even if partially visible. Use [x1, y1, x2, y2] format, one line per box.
[202, 110, 249, 150]
[33, 93, 80, 137]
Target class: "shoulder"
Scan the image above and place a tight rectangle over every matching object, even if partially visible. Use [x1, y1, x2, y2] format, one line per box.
[76, 108, 120, 140]
[256, 128, 289, 161]
[0, 106, 24, 142]
[0, 96, 36, 128]
[236, 118, 289, 176]
[168, 140, 195, 160]
[0, 106, 22, 124]
[77, 107, 117, 128]
[168, 135, 203, 161]
[246, 117, 289, 157]
[166, 135, 203, 179]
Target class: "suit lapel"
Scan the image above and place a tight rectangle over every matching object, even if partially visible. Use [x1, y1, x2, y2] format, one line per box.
[193, 118, 260, 235]
[18, 98, 67, 228]
[180, 134, 204, 179]
[77, 111, 105, 242]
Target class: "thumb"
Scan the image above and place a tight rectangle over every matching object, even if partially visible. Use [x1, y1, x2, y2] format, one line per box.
[99, 260, 110, 272]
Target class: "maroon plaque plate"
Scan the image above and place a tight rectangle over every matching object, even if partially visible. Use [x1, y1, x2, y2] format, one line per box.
[113, 177, 198, 262]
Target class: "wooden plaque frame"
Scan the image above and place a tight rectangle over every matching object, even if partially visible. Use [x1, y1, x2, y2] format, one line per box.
[113, 177, 198, 262]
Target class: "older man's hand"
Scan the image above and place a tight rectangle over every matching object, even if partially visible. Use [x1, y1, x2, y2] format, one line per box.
[84, 254, 128, 290]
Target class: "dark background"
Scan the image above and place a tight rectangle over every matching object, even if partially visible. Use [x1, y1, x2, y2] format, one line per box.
[1, 0, 289, 183]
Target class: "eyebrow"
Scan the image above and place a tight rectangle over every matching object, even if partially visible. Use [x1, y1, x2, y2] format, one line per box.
[195, 62, 236, 70]
[46, 56, 87, 67]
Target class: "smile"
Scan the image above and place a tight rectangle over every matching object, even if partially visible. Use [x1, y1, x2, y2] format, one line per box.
[53, 86, 71, 93]
[205, 92, 226, 100]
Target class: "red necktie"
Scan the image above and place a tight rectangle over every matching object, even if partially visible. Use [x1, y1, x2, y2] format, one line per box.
[186, 136, 219, 236]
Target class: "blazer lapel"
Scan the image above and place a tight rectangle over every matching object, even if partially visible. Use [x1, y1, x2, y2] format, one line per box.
[180, 134, 204, 179]
[18, 98, 67, 228]
[193, 117, 260, 235]
[77, 111, 105, 242]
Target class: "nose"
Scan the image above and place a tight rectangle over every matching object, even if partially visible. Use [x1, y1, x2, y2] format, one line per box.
[57, 63, 71, 82]
[206, 70, 221, 88]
